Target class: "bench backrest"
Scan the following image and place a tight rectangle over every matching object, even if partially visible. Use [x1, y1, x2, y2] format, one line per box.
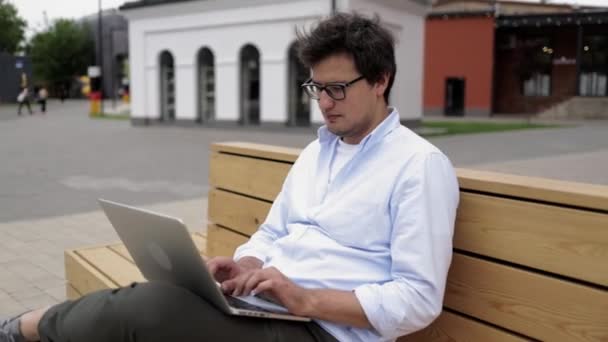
[207, 141, 608, 341]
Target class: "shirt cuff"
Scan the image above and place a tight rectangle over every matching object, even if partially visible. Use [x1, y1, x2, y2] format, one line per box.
[354, 284, 385, 336]
[233, 244, 267, 264]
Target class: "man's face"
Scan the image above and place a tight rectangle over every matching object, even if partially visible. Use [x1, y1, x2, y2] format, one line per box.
[310, 53, 388, 144]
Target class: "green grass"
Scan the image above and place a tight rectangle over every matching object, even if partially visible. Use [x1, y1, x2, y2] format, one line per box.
[421, 121, 560, 137]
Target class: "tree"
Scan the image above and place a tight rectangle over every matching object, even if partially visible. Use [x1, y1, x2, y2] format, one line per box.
[0, 0, 27, 54]
[29, 19, 94, 88]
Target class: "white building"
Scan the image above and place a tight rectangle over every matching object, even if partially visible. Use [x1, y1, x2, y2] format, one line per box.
[121, 0, 428, 126]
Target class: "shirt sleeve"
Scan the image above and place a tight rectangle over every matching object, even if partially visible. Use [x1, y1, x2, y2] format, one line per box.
[233, 169, 293, 263]
[354, 152, 460, 339]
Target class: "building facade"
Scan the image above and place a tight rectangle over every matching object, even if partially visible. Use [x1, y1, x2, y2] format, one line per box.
[494, 12, 608, 114]
[424, 13, 495, 116]
[0, 53, 32, 103]
[423, 0, 608, 117]
[120, 0, 428, 126]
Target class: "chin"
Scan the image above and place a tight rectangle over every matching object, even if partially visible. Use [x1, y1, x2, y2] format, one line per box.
[327, 126, 347, 137]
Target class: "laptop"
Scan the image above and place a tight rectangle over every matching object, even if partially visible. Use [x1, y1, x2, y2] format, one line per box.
[98, 198, 310, 322]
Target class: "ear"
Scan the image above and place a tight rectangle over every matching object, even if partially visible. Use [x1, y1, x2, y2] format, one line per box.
[374, 73, 390, 99]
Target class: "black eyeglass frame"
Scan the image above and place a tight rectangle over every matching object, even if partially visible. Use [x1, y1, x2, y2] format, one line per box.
[301, 75, 366, 101]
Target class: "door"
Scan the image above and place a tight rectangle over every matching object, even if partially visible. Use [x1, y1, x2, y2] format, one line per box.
[445, 77, 465, 116]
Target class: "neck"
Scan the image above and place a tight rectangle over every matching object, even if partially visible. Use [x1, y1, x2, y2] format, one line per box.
[342, 104, 390, 144]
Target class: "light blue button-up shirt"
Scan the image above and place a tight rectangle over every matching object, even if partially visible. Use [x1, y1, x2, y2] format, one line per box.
[234, 108, 459, 341]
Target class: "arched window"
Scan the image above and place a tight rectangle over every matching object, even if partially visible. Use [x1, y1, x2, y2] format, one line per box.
[197, 47, 215, 123]
[239, 44, 261, 125]
[287, 41, 310, 126]
[159, 50, 175, 121]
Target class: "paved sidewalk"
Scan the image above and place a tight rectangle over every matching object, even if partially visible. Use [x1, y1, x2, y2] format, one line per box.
[0, 197, 208, 317]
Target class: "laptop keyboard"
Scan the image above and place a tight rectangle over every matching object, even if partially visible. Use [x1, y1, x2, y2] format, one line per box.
[225, 295, 277, 313]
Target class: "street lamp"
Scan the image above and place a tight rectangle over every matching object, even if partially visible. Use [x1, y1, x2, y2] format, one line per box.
[98, 0, 104, 115]
[108, 26, 127, 109]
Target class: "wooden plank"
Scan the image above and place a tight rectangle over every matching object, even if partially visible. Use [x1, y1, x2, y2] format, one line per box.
[400, 310, 530, 342]
[455, 192, 608, 286]
[457, 168, 608, 212]
[445, 253, 608, 341]
[206, 224, 249, 258]
[64, 249, 118, 296]
[77, 247, 145, 287]
[209, 152, 291, 202]
[66, 283, 82, 300]
[212, 142, 299, 163]
[208, 189, 271, 236]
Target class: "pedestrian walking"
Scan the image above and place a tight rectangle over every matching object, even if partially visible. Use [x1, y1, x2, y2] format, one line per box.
[38, 86, 49, 113]
[17, 87, 33, 115]
[59, 84, 68, 103]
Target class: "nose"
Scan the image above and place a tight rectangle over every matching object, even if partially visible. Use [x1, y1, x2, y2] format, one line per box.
[317, 91, 335, 112]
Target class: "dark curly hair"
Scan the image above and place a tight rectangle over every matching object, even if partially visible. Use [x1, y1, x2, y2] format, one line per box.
[297, 12, 397, 103]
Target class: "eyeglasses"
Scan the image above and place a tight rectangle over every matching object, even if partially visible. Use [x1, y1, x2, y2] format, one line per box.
[301, 75, 365, 101]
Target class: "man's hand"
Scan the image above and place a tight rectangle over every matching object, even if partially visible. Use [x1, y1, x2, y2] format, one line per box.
[221, 266, 312, 316]
[207, 256, 263, 283]
[210, 260, 371, 328]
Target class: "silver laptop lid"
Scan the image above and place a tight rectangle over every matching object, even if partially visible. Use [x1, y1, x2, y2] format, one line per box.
[98, 198, 231, 314]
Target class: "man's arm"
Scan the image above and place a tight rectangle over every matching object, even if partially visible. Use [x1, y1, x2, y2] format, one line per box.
[236, 256, 263, 271]
[301, 289, 371, 328]
[221, 266, 372, 328]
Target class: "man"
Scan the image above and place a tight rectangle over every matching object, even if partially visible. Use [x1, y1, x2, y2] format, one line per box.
[37, 86, 48, 114]
[16, 87, 33, 115]
[1, 13, 458, 342]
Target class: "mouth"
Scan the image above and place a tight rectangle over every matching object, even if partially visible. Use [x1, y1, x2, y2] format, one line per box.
[325, 114, 341, 121]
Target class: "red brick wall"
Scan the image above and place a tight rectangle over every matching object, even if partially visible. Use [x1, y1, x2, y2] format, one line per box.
[423, 16, 495, 115]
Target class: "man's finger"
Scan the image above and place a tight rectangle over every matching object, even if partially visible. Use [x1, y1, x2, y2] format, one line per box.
[252, 279, 274, 297]
[221, 279, 237, 294]
[242, 271, 266, 296]
[231, 271, 255, 297]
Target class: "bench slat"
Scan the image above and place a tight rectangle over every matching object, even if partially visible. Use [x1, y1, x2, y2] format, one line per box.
[65, 249, 119, 296]
[400, 310, 531, 342]
[66, 283, 82, 301]
[209, 189, 272, 236]
[445, 253, 608, 341]
[212, 142, 300, 163]
[456, 192, 608, 287]
[207, 224, 249, 258]
[76, 247, 145, 287]
[209, 152, 291, 202]
[457, 168, 608, 212]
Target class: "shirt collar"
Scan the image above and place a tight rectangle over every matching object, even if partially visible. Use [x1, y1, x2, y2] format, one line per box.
[317, 107, 401, 148]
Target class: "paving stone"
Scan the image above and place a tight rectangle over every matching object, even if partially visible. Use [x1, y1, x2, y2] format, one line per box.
[17, 293, 60, 311]
[0, 297, 27, 317]
[43, 285, 67, 302]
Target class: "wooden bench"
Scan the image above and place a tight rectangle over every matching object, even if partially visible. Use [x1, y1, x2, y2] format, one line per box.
[66, 141, 608, 341]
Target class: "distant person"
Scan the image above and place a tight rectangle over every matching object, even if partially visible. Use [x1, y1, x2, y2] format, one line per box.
[38, 86, 49, 113]
[59, 85, 68, 103]
[17, 87, 33, 115]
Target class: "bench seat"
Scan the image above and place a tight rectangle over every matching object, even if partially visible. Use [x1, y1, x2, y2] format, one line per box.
[65, 142, 608, 341]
